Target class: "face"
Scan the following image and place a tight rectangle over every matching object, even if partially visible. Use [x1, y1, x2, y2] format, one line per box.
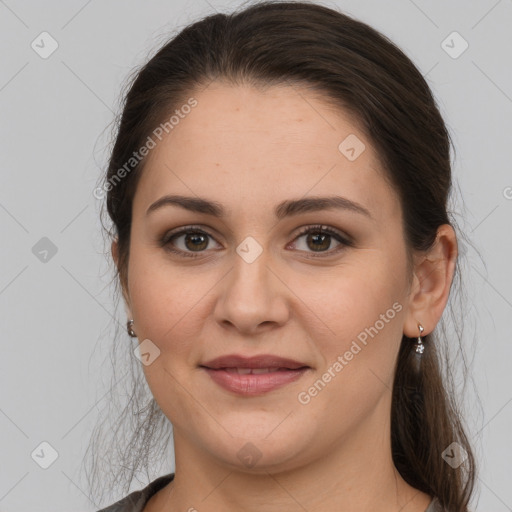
[121, 82, 414, 473]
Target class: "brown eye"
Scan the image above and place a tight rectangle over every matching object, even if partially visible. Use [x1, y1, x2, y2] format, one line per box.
[160, 226, 221, 258]
[290, 225, 352, 257]
[304, 232, 332, 251]
[180, 232, 209, 251]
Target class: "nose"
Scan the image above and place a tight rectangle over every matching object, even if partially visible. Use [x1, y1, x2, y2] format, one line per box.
[213, 246, 290, 336]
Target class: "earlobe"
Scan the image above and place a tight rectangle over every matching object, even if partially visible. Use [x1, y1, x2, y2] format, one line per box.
[403, 224, 458, 337]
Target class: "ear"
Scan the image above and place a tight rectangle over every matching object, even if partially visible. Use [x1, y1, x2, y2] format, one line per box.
[111, 238, 132, 315]
[403, 224, 458, 338]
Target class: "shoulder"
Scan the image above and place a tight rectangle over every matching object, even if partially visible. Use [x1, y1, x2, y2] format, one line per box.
[96, 473, 175, 512]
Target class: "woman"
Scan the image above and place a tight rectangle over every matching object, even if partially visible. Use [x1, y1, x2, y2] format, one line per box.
[87, 1, 477, 511]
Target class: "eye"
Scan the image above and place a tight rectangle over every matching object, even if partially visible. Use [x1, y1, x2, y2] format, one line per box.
[289, 224, 353, 257]
[159, 225, 221, 258]
[159, 224, 353, 258]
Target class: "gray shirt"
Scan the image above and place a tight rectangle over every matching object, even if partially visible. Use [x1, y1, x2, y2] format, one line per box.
[96, 473, 445, 512]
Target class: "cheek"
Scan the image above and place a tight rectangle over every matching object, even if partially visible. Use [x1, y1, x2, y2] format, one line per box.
[300, 258, 405, 339]
[126, 247, 218, 365]
[127, 249, 185, 338]
[294, 259, 406, 402]
[299, 271, 404, 417]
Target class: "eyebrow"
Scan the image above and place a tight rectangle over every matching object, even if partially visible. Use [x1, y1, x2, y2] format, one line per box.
[145, 194, 373, 220]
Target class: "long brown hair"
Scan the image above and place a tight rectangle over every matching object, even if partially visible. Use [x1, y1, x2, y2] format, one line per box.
[85, 2, 479, 509]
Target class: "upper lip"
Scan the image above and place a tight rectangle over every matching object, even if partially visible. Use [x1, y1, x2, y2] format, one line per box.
[200, 354, 309, 370]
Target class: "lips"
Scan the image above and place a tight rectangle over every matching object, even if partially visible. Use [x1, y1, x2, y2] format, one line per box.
[200, 354, 311, 395]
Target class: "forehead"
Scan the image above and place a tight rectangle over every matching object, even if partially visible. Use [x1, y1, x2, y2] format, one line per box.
[134, 83, 401, 224]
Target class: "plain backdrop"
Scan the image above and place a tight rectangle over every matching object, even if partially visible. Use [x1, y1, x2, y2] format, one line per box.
[0, 0, 511, 510]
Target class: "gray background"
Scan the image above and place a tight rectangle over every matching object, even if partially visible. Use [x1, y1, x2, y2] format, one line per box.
[1, 0, 511, 510]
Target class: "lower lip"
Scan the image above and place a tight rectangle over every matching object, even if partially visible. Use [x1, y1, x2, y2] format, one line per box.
[201, 367, 309, 396]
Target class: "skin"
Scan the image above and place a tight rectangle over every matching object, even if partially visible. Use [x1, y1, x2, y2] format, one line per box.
[112, 82, 457, 512]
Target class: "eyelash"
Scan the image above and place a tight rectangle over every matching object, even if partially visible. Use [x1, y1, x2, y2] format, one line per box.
[159, 224, 353, 259]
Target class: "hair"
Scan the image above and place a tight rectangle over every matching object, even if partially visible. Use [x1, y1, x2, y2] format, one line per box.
[84, 1, 482, 510]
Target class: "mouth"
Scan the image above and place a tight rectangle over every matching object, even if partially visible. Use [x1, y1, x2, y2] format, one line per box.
[199, 354, 311, 396]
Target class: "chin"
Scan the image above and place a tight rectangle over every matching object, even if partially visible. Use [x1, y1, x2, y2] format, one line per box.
[205, 428, 310, 473]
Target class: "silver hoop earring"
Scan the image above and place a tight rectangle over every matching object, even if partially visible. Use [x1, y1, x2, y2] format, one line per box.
[127, 319, 137, 337]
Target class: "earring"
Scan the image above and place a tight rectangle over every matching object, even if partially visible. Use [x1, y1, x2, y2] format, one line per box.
[127, 319, 137, 337]
[411, 323, 425, 377]
[414, 323, 425, 354]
